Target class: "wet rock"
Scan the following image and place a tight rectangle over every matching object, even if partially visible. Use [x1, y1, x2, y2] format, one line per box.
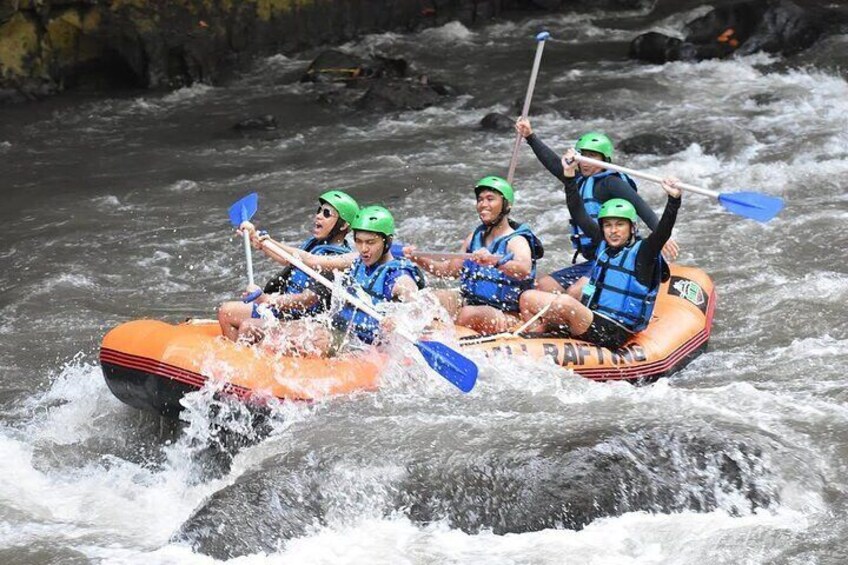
[301, 50, 368, 83]
[628, 31, 690, 64]
[174, 450, 329, 560]
[233, 114, 278, 132]
[301, 50, 454, 112]
[354, 77, 446, 112]
[630, 0, 824, 64]
[750, 92, 780, 106]
[480, 112, 515, 131]
[399, 429, 775, 534]
[619, 131, 733, 156]
[619, 133, 693, 156]
[176, 428, 777, 558]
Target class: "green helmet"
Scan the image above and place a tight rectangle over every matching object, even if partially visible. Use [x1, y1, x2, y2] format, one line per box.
[474, 175, 514, 205]
[351, 205, 395, 236]
[319, 190, 359, 224]
[598, 198, 637, 223]
[575, 131, 614, 162]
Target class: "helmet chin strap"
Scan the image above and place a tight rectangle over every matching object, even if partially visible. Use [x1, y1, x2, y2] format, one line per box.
[325, 217, 348, 242]
[380, 235, 393, 260]
[483, 199, 510, 237]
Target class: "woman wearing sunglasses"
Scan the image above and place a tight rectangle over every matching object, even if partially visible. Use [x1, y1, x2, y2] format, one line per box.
[217, 190, 359, 342]
[242, 205, 426, 356]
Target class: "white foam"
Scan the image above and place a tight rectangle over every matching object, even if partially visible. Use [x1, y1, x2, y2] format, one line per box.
[418, 21, 475, 45]
[161, 83, 215, 104]
[166, 180, 200, 193]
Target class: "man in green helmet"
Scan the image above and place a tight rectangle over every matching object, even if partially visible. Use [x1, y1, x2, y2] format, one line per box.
[519, 148, 682, 349]
[244, 205, 426, 355]
[218, 190, 359, 342]
[404, 175, 544, 334]
[515, 118, 679, 297]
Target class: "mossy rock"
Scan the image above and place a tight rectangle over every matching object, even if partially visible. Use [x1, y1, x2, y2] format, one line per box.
[0, 12, 43, 79]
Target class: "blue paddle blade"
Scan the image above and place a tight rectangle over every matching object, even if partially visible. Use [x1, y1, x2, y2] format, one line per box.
[415, 340, 478, 393]
[717, 191, 784, 223]
[390, 241, 406, 257]
[228, 193, 258, 227]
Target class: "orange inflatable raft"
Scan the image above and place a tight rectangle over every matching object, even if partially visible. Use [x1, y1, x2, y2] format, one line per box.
[100, 320, 383, 417]
[458, 264, 716, 382]
[100, 265, 714, 416]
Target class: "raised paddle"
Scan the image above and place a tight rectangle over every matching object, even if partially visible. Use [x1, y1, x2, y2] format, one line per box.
[256, 236, 479, 393]
[507, 31, 551, 185]
[573, 154, 784, 222]
[228, 193, 259, 285]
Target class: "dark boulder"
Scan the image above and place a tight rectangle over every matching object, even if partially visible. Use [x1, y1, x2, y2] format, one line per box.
[233, 114, 278, 132]
[628, 31, 691, 64]
[619, 131, 733, 157]
[354, 77, 447, 112]
[619, 133, 692, 156]
[176, 427, 777, 559]
[480, 112, 515, 131]
[630, 0, 824, 64]
[301, 50, 408, 83]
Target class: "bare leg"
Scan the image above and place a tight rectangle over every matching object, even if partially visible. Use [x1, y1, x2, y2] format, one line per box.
[434, 289, 463, 319]
[456, 305, 520, 334]
[536, 274, 567, 294]
[520, 289, 594, 335]
[566, 276, 589, 300]
[237, 318, 271, 344]
[261, 320, 334, 357]
[218, 301, 254, 341]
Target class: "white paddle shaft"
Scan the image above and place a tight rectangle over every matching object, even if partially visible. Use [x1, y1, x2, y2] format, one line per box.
[261, 239, 430, 345]
[507, 36, 549, 185]
[242, 231, 255, 287]
[574, 154, 719, 199]
[261, 239, 382, 320]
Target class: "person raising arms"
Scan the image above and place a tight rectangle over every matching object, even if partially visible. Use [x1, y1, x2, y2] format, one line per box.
[515, 118, 678, 296]
[518, 148, 680, 350]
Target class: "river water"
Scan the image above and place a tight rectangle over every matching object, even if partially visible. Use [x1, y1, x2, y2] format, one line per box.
[2, 4, 847, 563]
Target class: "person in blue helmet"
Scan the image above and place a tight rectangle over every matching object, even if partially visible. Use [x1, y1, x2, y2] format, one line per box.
[247, 205, 426, 354]
[515, 118, 678, 297]
[519, 148, 681, 349]
[404, 175, 544, 334]
[218, 190, 359, 342]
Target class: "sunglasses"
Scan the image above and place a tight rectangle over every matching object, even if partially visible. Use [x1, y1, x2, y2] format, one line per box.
[315, 206, 337, 219]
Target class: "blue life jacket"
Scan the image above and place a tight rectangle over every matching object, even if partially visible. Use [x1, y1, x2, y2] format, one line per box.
[570, 171, 639, 261]
[333, 257, 426, 344]
[459, 222, 544, 313]
[264, 237, 350, 319]
[580, 238, 664, 333]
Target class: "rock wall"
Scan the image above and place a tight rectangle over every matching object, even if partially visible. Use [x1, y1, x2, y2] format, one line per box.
[0, 0, 558, 101]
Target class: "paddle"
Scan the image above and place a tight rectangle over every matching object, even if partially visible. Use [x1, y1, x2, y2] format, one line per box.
[573, 154, 784, 222]
[258, 237, 478, 393]
[389, 242, 505, 263]
[228, 193, 259, 286]
[507, 31, 551, 185]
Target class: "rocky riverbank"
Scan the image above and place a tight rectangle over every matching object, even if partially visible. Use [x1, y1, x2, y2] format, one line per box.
[2, 0, 846, 104]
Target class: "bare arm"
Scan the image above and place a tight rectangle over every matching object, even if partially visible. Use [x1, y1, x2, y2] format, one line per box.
[501, 236, 533, 279]
[263, 239, 357, 271]
[269, 289, 321, 312]
[404, 234, 471, 278]
[391, 274, 421, 302]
